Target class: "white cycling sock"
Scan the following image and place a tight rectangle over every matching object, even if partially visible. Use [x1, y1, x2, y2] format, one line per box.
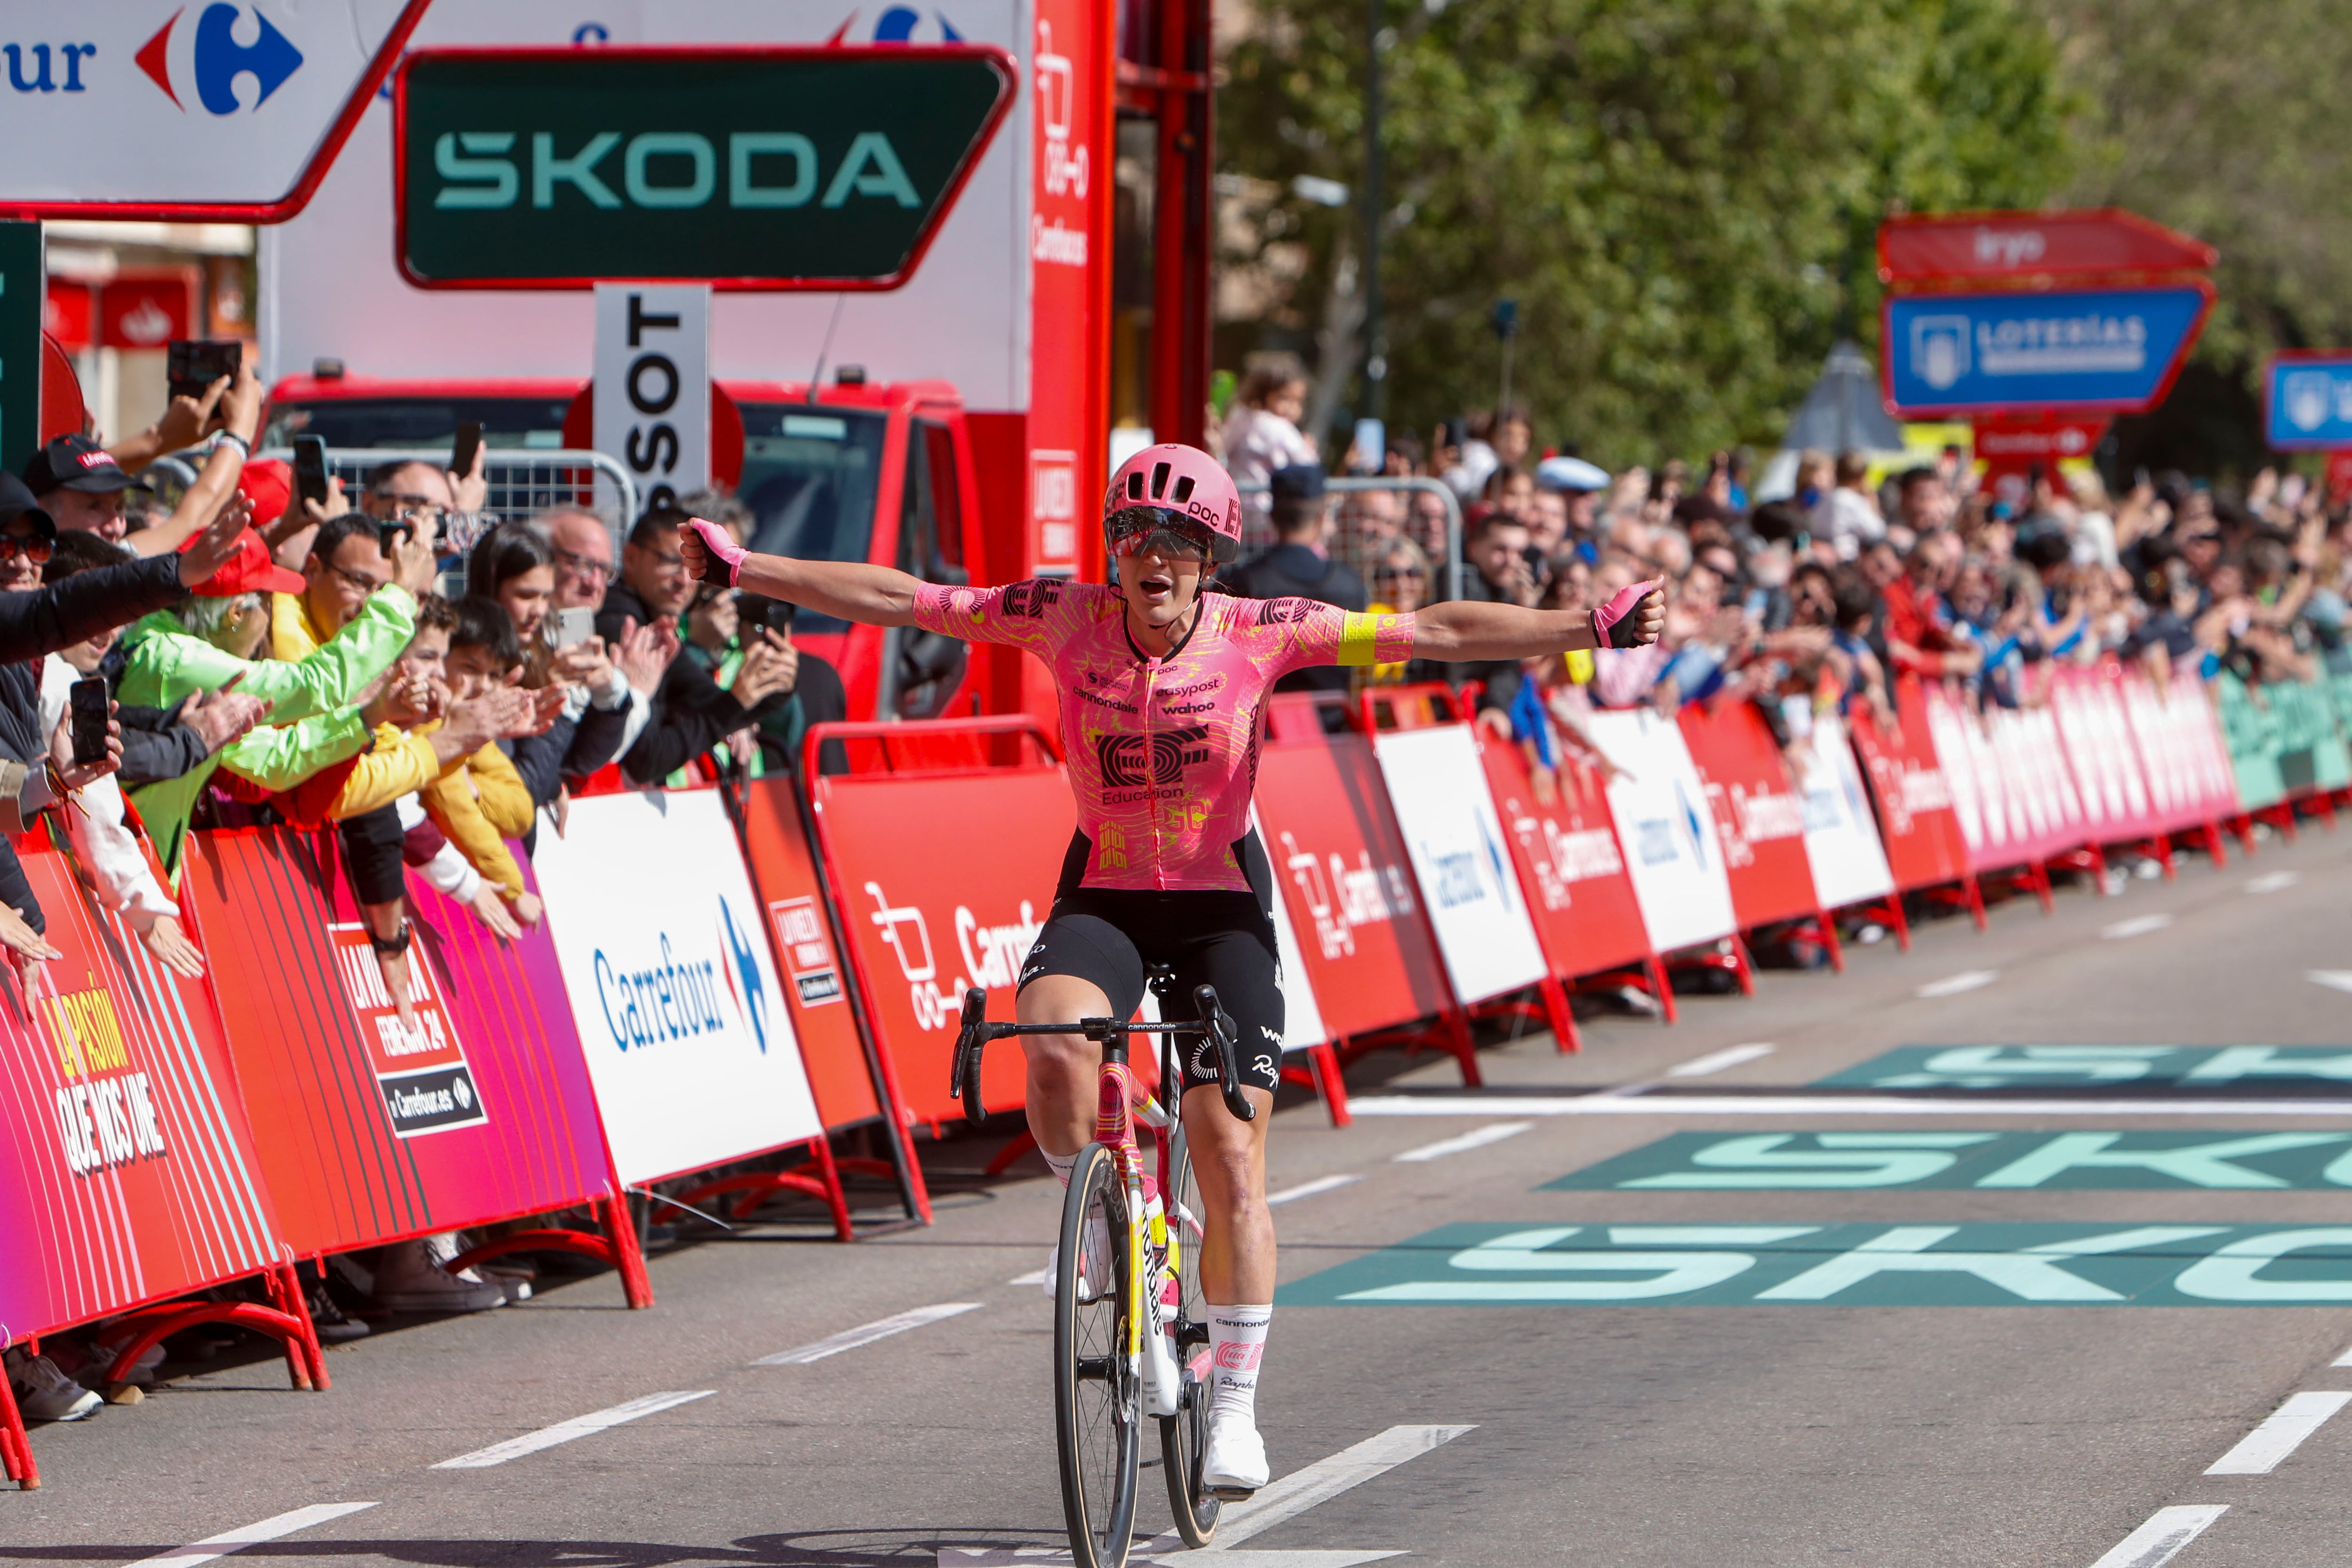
[1043, 1148, 1078, 1189]
[1207, 1304, 1271, 1425]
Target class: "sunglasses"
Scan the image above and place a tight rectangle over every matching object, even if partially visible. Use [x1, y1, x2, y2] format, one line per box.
[1104, 505, 1228, 564]
[0, 533, 55, 564]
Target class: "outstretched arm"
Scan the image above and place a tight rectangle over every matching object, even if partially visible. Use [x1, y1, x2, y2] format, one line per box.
[677, 517, 923, 628]
[1414, 582, 1664, 662]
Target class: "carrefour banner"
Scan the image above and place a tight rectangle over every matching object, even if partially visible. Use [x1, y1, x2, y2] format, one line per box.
[1585, 708, 1738, 954]
[532, 788, 823, 1186]
[1369, 723, 1548, 1004]
[0, 843, 287, 1340]
[183, 827, 614, 1257]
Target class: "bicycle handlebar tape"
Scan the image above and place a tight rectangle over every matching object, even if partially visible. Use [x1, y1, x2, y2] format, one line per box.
[682, 515, 746, 586]
[1591, 577, 1663, 649]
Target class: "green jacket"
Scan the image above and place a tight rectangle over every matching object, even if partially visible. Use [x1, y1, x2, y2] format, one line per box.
[123, 588, 419, 876]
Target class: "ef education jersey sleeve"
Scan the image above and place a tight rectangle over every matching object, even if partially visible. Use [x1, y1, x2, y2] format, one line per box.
[912, 580, 1416, 892]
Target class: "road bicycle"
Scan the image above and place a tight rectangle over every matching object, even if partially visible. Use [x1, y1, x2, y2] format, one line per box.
[953, 969, 1257, 1568]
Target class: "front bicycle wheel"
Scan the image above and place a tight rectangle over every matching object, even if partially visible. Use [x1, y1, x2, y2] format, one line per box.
[1056, 1143, 1139, 1568]
[1157, 1127, 1222, 1548]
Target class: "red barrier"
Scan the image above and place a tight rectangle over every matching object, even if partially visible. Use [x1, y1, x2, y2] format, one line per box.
[1677, 700, 1829, 955]
[1255, 694, 1473, 1082]
[1922, 684, 2079, 906]
[805, 717, 1075, 1130]
[732, 776, 928, 1223]
[2118, 673, 2238, 865]
[180, 828, 647, 1305]
[0, 841, 308, 1488]
[1847, 679, 1974, 905]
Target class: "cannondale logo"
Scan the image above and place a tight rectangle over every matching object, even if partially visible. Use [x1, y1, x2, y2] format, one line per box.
[1096, 725, 1210, 789]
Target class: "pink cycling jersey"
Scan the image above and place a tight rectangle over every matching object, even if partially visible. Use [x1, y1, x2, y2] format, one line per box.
[913, 580, 1415, 892]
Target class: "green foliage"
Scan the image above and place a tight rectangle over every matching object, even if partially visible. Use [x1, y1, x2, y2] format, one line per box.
[1220, 0, 2073, 463]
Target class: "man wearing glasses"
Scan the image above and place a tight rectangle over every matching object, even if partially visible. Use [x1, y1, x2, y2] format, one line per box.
[364, 457, 489, 563]
[543, 507, 620, 611]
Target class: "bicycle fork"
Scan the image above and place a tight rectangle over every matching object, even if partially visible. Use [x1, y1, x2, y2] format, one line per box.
[1101, 1058, 1184, 1420]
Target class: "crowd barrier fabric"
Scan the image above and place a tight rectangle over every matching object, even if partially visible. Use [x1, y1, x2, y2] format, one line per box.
[1678, 700, 1825, 930]
[1478, 724, 1654, 979]
[805, 724, 1075, 1126]
[1248, 807, 1331, 1053]
[182, 828, 616, 1257]
[1584, 708, 1739, 953]
[1252, 708, 1454, 1040]
[1846, 680, 1970, 891]
[1368, 721, 1549, 1004]
[531, 789, 823, 1187]
[1923, 687, 2085, 871]
[2217, 672, 2352, 811]
[1781, 705, 1896, 910]
[733, 777, 887, 1133]
[2119, 675, 2238, 835]
[2049, 668, 2161, 845]
[0, 842, 287, 1344]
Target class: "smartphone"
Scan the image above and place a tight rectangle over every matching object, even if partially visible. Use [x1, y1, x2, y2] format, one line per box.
[68, 678, 109, 768]
[293, 435, 331, 509]
[451, 420, 483, 480]
[762, 600, 798, 638]
[553, 607, 595, 648]
[166, 339, 242, 403]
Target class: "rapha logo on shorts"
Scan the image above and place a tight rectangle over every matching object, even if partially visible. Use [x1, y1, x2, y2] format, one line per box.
[1003, 578, 1063, 618]
[1259, 1026, 1282, 1045]
[1096, 725, 1210, 789]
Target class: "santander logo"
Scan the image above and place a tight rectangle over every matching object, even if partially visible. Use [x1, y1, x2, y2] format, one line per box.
[136, 4, 304, 116]
[117, 299, 174, 346]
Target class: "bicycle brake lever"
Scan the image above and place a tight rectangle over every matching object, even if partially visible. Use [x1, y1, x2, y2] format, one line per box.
[953, 987, 989, 1124]
[1195, 983, 1256, 1123]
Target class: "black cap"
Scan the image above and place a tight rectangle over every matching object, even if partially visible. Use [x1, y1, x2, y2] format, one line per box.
[24, 433, 143, 497]
[0, 473, 57, 538]
[1268, 462, 1327, 502]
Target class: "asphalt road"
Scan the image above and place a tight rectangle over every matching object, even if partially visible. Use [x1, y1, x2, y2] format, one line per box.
[10, 826, 2352, 1568]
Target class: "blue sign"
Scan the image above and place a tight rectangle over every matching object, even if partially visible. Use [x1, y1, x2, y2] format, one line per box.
[2265, 356, 2352, 449]
[1882, 285, 2210, 416]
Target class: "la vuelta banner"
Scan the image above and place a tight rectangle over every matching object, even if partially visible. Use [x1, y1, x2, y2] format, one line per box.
[1478, 721, 1653, 979]
[1253, 723, 1454, 1041]
[181, 827, 613, 1256]
[1678, 699, 1822, 928]
[1847, 679, 1969, 891]
[2049, 666, 2159, 845]
[810, 761, 1074, 1125]
[0, 842, 286, 1341]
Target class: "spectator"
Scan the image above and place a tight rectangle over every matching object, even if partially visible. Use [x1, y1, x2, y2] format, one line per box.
[364, 450, 491, 565]
[1220, 362, 1315, 536]
[1811, 450, 1887, 558]
[1226, 463, 1368, 694]
[1454, 511, 1542, 719]
[597, 506, 796, 785]
[468, 522, 645, 809]
[1880, 532, 1982, 679]
[543, 507, 620, 611]
[25, 365, 266, 562]
[23, 433, 148, 544]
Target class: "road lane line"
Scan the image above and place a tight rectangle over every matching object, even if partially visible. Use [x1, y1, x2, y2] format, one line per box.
[2309, 971, 2352, 997]
[1666, 1043, 1776, 1078]
[1006, 1267, 1050, 1288]
[2246, 872, 2299, 894]
[1345, 1094, 2352, 1117]
[1392, 1122, 1533, 1162]
[754, 1302, 981, 1366]
[1206, 1423, 1477, 1550]
[432, 1391, 714, 1469]
[2102, 914, 2175, 940]
[2087, 1505, 2227, 1568]
[1917, 970, 1998, 998]
[1267, 1174, 1361, 1206]
[2333, 1339, 2352, 1367]
[126, 1503, 381, 1568]
[2203, 1390, 2352, 1474]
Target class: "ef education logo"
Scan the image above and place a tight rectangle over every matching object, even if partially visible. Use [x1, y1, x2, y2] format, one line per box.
[136, 4, 304, 114]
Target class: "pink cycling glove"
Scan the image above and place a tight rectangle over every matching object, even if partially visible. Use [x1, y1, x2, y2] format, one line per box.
[1591, 578, 1662, 649]
[682, 515, 746, 586]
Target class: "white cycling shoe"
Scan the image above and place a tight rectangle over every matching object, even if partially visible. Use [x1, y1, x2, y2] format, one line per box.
[1200, 1411, 1269, 1500]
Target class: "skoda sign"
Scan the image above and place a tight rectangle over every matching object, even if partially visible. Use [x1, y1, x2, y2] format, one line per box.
[1881, 283, 2214, 418]
[393, 45, 1017, 289]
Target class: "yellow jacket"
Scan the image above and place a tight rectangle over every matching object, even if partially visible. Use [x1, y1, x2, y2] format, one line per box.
[270, 593, 441, 820]
[421, 742, 532, 898]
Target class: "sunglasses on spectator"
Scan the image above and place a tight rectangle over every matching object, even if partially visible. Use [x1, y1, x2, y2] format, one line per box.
[376, 493, 449, 524]
[552, 546, 620, 584]
[0, 534, 55, 564]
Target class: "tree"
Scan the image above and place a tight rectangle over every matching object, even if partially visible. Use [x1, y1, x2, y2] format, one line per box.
[1219, 0, 2073, 464]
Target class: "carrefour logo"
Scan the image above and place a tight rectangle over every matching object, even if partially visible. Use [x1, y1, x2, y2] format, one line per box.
[137, 4, 303, 115]
[718, 896, 771, 1055]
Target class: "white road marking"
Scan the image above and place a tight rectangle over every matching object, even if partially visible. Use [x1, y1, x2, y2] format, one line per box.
[1266, 1174, 1361, 1206]
[2309, 971, 2352, 997]
[432, 1391, 714, 1469]
[2203, 1390, 2352, 1475]
[2102, 914, 2175, 940]
[1006, 1267, 1051, 1287]
[1917, 970, 1998, 999]
[1346, 1094, 2352, 1118]
[2333, 1339, 2352, 1368]
[1392, 1122, 1533, 1162]
[754, 1302, 982, 1366]
[1666, 1043, 1776, 1078]
[125, 1503, 380, 1568]
[1204, 1423, 1477, 1551]
[2086, 1505, 2227, 1568]
[2246, 871, 2299, 894]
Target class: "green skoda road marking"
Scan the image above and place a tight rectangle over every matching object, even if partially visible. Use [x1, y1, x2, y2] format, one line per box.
[1277, 1223, 2352, 1307]
[1816, 1045, 2352, 1090]
[1545, 1130, 2352, 1190]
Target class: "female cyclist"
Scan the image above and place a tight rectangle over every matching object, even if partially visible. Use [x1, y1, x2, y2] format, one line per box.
[678, 444, 1661, 1498]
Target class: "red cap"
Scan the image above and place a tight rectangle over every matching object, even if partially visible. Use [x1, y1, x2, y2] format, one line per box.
[236, 458, 293, 528]
[183, 528, 303, 598]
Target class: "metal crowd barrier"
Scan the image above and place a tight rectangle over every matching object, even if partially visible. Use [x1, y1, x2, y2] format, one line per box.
[1236, 475, 1467, 605]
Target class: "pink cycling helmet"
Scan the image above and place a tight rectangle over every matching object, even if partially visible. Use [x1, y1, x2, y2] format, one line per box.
[1102, 443, 1243, 563]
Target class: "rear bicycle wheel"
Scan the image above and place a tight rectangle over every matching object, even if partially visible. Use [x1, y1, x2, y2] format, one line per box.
[1056, 1143, 1139, 1568]
[1157, 1127, 1222, 1547]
